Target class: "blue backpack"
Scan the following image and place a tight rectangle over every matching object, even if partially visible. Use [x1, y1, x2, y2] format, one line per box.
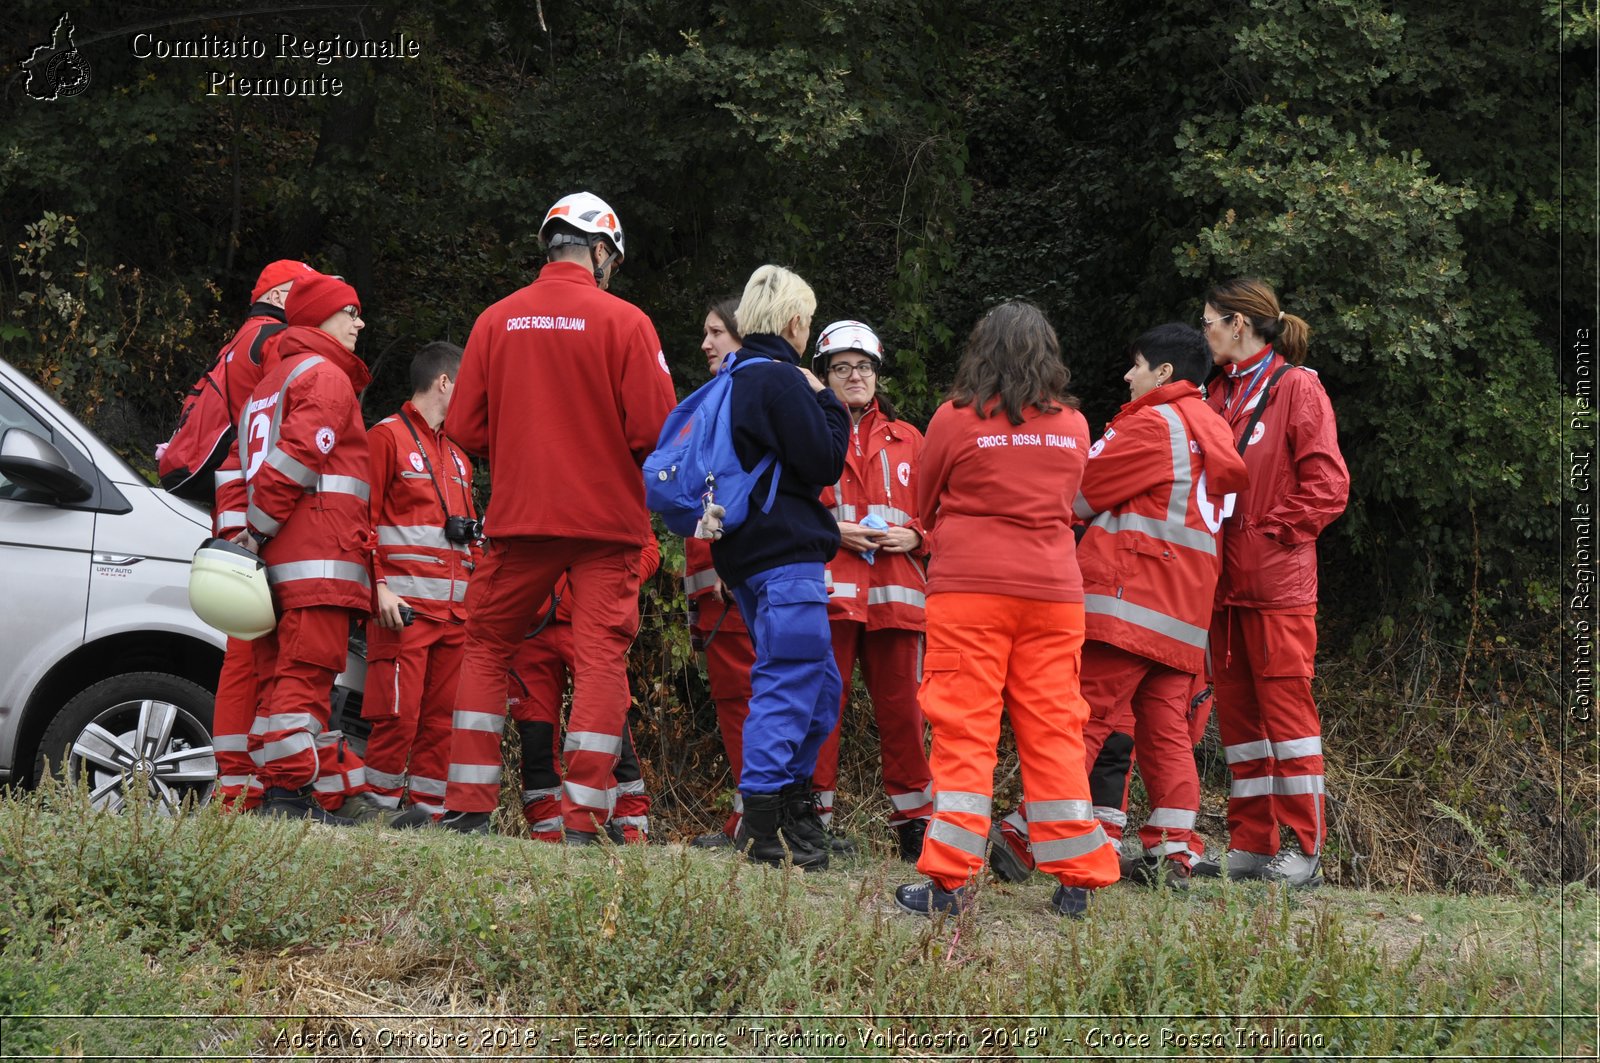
[644, 353, 781, 538]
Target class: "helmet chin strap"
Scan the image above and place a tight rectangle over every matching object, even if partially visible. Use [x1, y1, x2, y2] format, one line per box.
[591, 241, 610, 288]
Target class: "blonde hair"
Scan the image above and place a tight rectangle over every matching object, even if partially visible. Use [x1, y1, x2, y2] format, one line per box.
[1205, 277, 1311, 364]
[734, 265, 816, 337]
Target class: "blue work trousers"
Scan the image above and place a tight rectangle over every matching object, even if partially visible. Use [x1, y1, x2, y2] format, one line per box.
[731, 562, 842, 795]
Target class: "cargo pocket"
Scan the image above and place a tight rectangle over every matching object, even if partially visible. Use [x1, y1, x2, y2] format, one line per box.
[758, 577, 832, 662]
[361, 630, 402, 721]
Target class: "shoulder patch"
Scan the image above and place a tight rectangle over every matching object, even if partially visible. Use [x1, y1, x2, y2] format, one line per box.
[315, 427, 337, 454]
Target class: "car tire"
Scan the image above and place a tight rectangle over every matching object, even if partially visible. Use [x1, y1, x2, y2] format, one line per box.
[34, 671, 217, 813]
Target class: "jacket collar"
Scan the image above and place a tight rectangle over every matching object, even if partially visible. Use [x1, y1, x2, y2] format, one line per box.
[248, 302, 287, 322]
[536, 260, 600, 288]
[737, 332, 801, 365]
[276, 325, 372, 392]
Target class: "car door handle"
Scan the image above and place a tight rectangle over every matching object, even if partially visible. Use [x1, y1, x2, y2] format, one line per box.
[93, 554, 144, 565]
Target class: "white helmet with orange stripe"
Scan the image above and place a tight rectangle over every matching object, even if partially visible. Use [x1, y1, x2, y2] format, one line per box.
[539, 192, 626, 262]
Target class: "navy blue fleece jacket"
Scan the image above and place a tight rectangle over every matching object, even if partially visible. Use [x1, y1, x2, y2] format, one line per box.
[710, 332, 850, 586]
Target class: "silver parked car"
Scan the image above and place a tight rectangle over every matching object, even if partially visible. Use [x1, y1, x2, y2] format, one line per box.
[0, 356, 366, 811]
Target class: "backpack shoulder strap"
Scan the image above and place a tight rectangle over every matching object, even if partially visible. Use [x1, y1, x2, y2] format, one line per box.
[1235, 364, 1295, 457]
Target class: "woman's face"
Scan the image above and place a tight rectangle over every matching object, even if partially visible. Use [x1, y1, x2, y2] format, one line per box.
[1123, 351, 1165, 401]
[701, 312, 740, 374]
[1200, 303, 1234, 365]
[826, 351, 879, 410]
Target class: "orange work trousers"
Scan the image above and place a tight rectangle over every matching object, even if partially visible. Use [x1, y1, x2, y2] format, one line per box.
[916, 593, 1119, 891]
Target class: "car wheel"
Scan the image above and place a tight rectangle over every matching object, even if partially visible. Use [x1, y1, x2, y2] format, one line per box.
[34, 672, 217, 814]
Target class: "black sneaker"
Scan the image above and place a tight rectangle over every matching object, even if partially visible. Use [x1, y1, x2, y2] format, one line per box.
[564, 828, 601, 846]
[388, 806, 441, 829]
[894, 819, 927, 863]
[986, 824, 1034, 883]
[439, 810, 492, 835]
[1050, 884, 1092, 919]
[690, 830, 735, 849]
[894, 879, 972, 917]
[257, 786, 354, 827]
[1127, 855, 1192, 890]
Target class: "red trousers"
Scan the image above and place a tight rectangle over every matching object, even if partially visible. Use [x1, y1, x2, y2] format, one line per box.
[213, 637, 261, 810]
[696, 612, 755, 837]
[249, 605, 351, 791]
[446, 537, 641, 831]
[916, 593, 1119, 891]
[1211, 606, 1325, 855]
[361, 615, 463, 814]
[813, 623, 932, 826]
[508, 620, 650, 841]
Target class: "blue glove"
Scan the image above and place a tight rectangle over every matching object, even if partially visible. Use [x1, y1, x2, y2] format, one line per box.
[859, 512, 890, 565]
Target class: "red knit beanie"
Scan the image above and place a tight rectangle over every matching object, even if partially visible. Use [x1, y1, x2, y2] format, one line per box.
[284, 274, 361, 328]
[250, 259, 316, 303]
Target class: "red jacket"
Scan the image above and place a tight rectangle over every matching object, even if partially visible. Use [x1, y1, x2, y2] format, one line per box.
[444, 261, 676, 546]
[819, 401, 927, 630]
[1076, 381, 1249, 673]
[240, 327, 374, 612]
[917, 399, 1090, 602]
[368, 400, 479, 623]
[1206, 347, 1349, 608]
[210, 307, 289, 536]
[683, 537, 748, 634]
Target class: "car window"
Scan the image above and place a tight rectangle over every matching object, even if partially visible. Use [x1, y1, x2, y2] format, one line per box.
[0, 386, 62, 501]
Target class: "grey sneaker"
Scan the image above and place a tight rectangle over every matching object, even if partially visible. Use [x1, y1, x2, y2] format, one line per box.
[1259, 844, 1322, 888]
[1191, 848, 1274, 880]
[339, 792, 402, 824]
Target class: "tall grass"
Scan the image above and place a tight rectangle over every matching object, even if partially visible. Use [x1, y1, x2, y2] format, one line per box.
[0, 779, 1590, 1059]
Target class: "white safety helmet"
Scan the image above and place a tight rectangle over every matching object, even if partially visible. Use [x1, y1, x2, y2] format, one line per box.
[538, 191, 625, 262]
[188, 538, 276, 641]
[812, 319, 884, 375]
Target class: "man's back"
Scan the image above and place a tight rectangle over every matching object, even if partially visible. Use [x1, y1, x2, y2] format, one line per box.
[445, 260, 675, 546]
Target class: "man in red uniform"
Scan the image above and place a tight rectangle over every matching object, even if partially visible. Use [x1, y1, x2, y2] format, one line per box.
[199, 259, 316, 810]
[235, 272, 373, 824]
[811, 320, 933, 861]
[505, 538, 659, 842]
[683, 537, 757, 846]
[359, 341, 479, 822]
[423, 191, 676, 838]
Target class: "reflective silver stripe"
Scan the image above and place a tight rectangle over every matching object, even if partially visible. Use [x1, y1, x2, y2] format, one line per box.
[612, 815, 648, 830]
[529, 816, 563, 832]
[384, 574, 463, 602]
[563, 780, 617, 811]
[453, 711, 504, 734]
[867, 503, 914, 526]
[213, 734, 250, 753]
[1146, 807, 1197, 830]
[927, 818, 988, 858]
[255, 733, 314, 765]
[1088, 510, 1218, 554]
[1032, 824, 1112, 864]
[1154, 403, 1194, 526]
[521, 786, 562, 803]
[732, 793, 744, 813]
[215, 469, 244, 485]
[1274, 774, 1326, 796]
[1231, 777, 1274, 798]
[316, 473, 370, 501]
[249, 712, 320, 735]
[1001, 810, 1030, 838]
[868, 585, 926, 609]
[879, 449, 894, 498]
[683, 569, 719, 596]
[1072, 490, 1095, 520]
[1026, 798, 1093, 823]
[1148, 839, 1198, 858]
[215, 510, 247, 531]
[411, 801, 444, 816]
[366, 767, 406, 789]
[564, 731, 625, 756]
[831, 502, 860, 522]
[1083, 594, 1208, 649]
[313, 774, 347, 792]
[448, 763, 501, 785]
[218, 774, 255, 788]
[267, 559, 372, 590]
[616, 779, 647, 796]
[367, 792, 401, 809]
[1225, 739, 1274, 764]
[1274, 737, 1324, 760]
[814, 789, 836, 809]
[265, 446, 317, 488]
[890, 788, 932, 811]
[379, 525, 455, 550]
[830, 581, 859, 598]
[246, 504, 283, 537]
[409, 774, 447, 798]
[1093, 805, 1128, 828]
[934, 790, 991, 817]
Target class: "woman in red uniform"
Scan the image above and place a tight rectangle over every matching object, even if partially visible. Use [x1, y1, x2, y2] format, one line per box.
[811, 320, 933, 861]
[1192, 278, 1348, 888]
[895, 301, 1121, 918]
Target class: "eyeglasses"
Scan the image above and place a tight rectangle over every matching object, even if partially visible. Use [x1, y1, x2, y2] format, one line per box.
[829, 362, 877, 379]
[340, 305, 362, 320]
[1200, 312, 1234, 330]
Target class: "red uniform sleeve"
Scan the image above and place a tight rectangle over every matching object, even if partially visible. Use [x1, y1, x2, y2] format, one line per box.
[1077, 410, 1169, 516]
[636, 533, 662, 582]
[618, 318, 676, 464]
[368, 423, 398, 583]
[916, 405, 957, 554]
[444, 316, 492, 457]
[249, 372, 354, 536]
[900, 426, 931, 558]
[1264, 377, 1349, 545]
